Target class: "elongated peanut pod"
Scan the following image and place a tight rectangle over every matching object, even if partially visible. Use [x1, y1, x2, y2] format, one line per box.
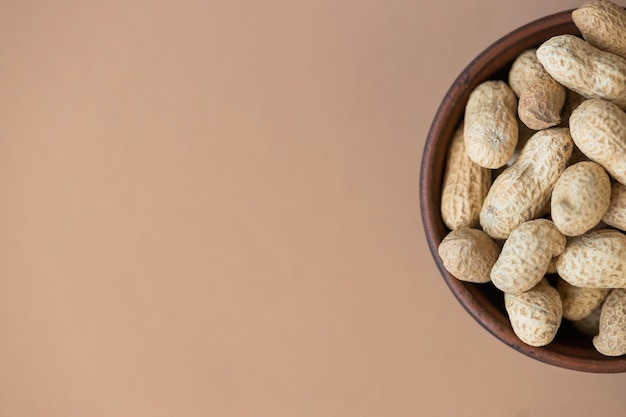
[508, 49, 565, 129]
[480, 128, 573, 239]
[464, 80, 518, 169]
[556, 229, 626, 288]
[593, 288, 626, 356]
[603, 182, 626, 231]
[573, 304, 603, 337]
[536, 35, 626, 110]
[505, 279, 562, 347]
[569, 99, 626, 186]
[572, 0, 626, 59]
[491, 219, 565, 294]
[551, 161, 611, 236]
[440, 126, 491, 230]
[556, 279, 609, 321]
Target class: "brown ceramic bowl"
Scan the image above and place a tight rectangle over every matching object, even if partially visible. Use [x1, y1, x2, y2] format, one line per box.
[420, 9, 626, 373]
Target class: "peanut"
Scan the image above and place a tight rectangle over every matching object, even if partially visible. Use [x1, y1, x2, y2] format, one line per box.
[479, 127, 573, 239]
[464, 80, 519, 169]
[555, 229, 626, 288]
[573, 304, 603, 337]
[550, 161, 611, 236]
[491, 219, 565, 294]
[440, 126, 491, 230]
[593, 288, 626, 356]
[572, 0, 626, 59]
[505, 279, 562, 347]
[437, 228, 499, 283]
[508, 49, 565, 129]
[569, 99, 626, 186]
[536, 34, 626, 110]
[603, 181, 626, 231]
[556, 278, 610, 321]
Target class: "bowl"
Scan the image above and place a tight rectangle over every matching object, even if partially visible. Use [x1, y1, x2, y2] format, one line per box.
[420, 9, 626, 373]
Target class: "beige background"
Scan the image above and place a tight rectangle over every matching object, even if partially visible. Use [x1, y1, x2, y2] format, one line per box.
[1, 0, 625, 416]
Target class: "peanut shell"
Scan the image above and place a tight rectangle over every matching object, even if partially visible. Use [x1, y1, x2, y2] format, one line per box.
[593, 288, 626, 356]
[536, 34, 626, 110]
[508, 49, 565, 129]
[480, 127, 573, 239]
[569, 99, 626, 186]
[491, 219, 565, 294]
[464, 80, 519, 169]
[573, 304, 603, 337]
[556, 278, 610, 321]
[505, 279, 563, 347]
[441, 126, 491, 230]
[550, 161, 611, 236]
[556, 229, 626, 288]
[572, 0, 626, 59]
[437, 228, 499, 283]
[603, 182, 626, 231]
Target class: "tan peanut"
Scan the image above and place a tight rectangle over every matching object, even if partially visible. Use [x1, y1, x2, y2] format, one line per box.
[556, 229, 626, 288]
[480, 127, 573, 239]
[438, 228, 499, 283]
[550, 161, 611, 236]
[464, 80, 519, 169]
[570, 99, 626, 186]
[556, 278, 610, 321]
[572, 0, 626, 59]
[573, 304, 603, 337]
[593, 288, 626, 356]
[508, 49, 565, 130]
[505, 279, 562, 347]
[536, 35, 626, 110]
[603, 181, 626, 231]
[440, 126, 491, 230]
[491, 219, 565, 294]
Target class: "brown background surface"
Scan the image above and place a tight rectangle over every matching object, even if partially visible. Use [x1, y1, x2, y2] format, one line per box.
[1, 0, 625, 416]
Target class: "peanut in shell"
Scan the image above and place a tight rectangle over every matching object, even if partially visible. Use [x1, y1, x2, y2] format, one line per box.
[556, 229, 626, 288]
[479, 127, 573, 239]
[572, 0, 626, 59]
[464, 80, 519, 169]
[440, 126, 491, 230]
[536, 35, 626, 110]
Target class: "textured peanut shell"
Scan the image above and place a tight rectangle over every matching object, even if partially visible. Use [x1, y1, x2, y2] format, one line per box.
[438, 228, 499, 283]
[556, 278, 609, 321]
[572, 0, 626, 59]
[464, 80, 519, 169]
[536, 35, 626, 110]
[440, 126, 491, 230]
[551, 161, 611, 236]
[556, 229, 626, 288]
[603, 182, 626, 231]
[573, 304, 602, 337]
[480, 128, 573, 239]
[508, 49, 565, 129]
[505, 279, 563, 347]
[491, 219, 566, 294]
[593, 288, 626, 356]
[569, 99, 626, 186]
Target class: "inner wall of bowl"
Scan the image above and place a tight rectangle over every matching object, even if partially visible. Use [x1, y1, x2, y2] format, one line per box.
[422, 10, 626, 372]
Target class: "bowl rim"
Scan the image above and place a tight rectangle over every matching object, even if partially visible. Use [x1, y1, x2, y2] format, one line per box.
[420, 8, 626, 373]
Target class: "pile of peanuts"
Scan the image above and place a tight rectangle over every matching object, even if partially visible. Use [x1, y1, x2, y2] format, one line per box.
[437, 0, 626, 356]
